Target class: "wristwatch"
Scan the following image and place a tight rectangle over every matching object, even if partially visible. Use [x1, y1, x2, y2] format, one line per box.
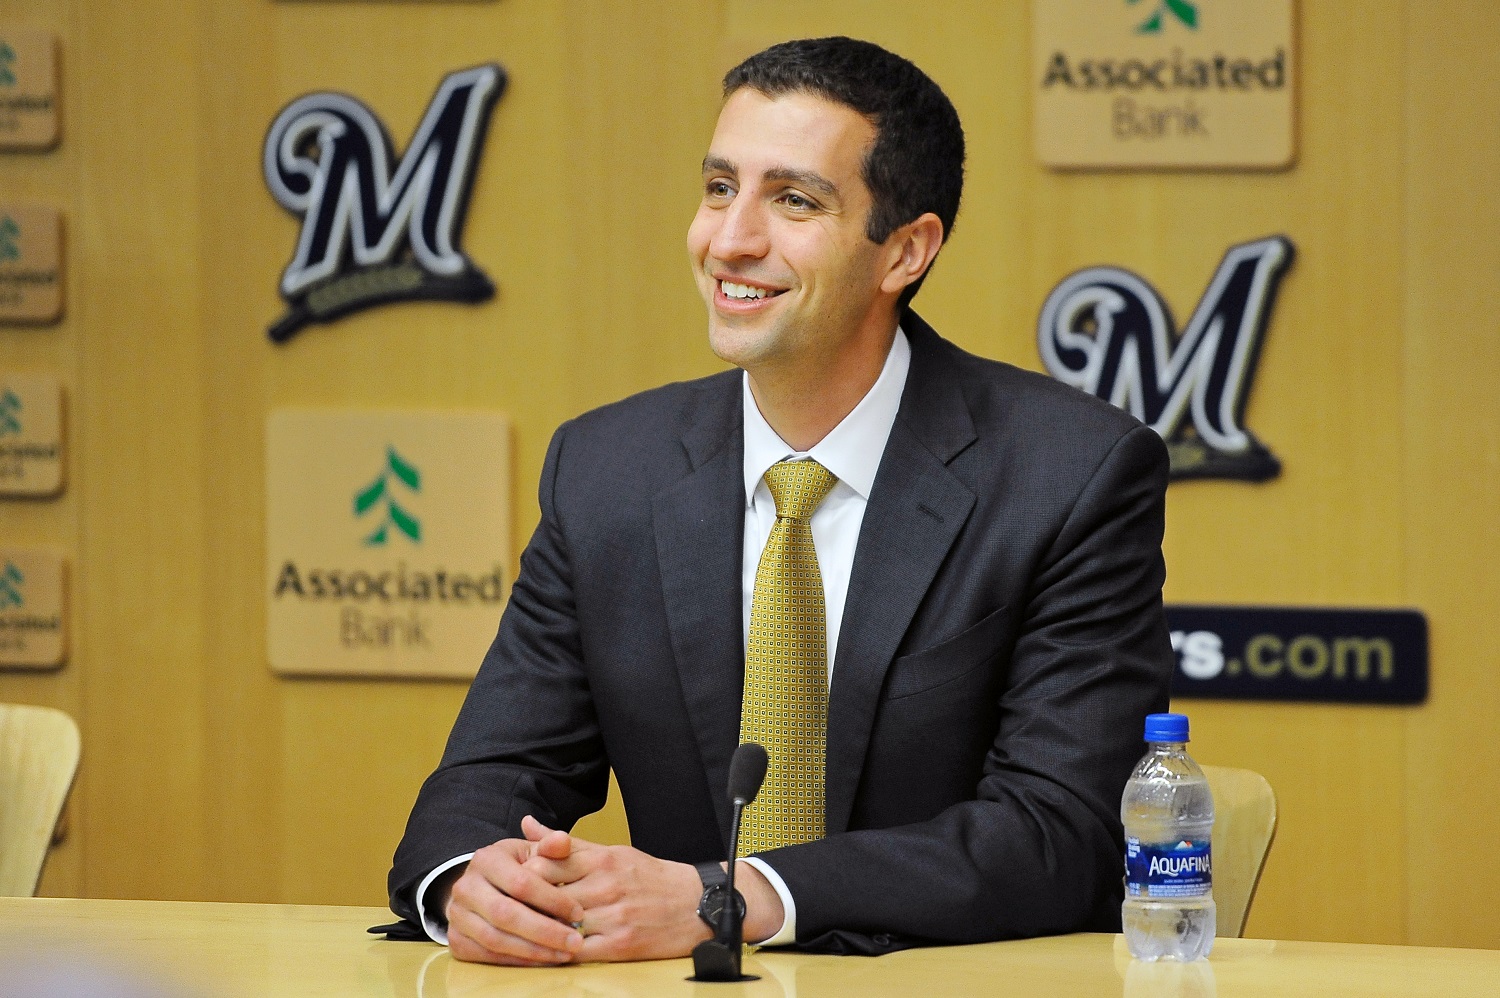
[695, 861, 746, 933]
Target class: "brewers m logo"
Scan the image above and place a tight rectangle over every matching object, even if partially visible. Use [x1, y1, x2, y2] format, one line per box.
[262, 64, 506, 343]
[1038, 236, 1293, 481]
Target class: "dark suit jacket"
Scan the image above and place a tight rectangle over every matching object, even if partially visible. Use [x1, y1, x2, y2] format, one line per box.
[389, 311, 1173, 954]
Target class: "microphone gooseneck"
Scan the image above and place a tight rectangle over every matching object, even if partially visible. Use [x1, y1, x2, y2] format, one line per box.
[721, 740, 768, 945]
[689, 742, 768, 983]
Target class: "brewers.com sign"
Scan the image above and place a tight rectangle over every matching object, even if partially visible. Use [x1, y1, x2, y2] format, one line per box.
[1167, 605, 1428, 704]
[266, 409, 511, 679]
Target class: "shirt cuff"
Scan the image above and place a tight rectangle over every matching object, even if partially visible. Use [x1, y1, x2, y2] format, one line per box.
[415, 853, 475, 945]
[740, 857, 796, 946]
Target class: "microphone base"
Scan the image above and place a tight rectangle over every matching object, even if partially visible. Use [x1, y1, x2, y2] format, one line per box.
[688, 940, 759, 982]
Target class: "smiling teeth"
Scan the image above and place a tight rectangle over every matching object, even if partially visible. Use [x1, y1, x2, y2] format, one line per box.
[721, 281, 770, 300]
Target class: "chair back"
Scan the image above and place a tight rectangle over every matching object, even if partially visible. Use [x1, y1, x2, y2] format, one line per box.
[1201, 764, 1277, 937]
[0, 703, 81, 896]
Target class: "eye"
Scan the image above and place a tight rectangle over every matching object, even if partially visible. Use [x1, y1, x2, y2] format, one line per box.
[704, 179, 736, 201]
[780, 191, 818, 212]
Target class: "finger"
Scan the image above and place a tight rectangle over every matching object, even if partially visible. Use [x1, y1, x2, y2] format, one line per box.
[526, 856, 623, 910]
[522, 840, 615, 898]
[469, 847, 584, 925]
[521, 815, 602, 857]
[555, 875, 620, 914]
[533, 829, 574, 862]
[522, 852, 584, 885]
[573, 918, 633, 964]
[520, 815, 575, 863]
[576, 938, 616, 964]
[450, 878, 584, 956]
[447, 903, 580, 966]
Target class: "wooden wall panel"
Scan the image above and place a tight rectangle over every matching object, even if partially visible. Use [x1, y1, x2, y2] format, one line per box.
[1403, 0, 1500, 949]
[73, 0, 211, 901]
[0, 0, 84, 900]
[0, 0, 1496, 949]
[194, 0, 283, 907]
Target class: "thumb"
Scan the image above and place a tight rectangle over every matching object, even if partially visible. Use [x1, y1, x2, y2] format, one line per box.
[521, 814, 573, 860]
[520, 814, 555, 842]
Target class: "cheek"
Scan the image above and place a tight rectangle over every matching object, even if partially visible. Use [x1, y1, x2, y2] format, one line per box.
[785, 228, 870, 288]
[814, 242, 878, 296]
[778, 230, 831, 280]
[686, 210, 715, 261]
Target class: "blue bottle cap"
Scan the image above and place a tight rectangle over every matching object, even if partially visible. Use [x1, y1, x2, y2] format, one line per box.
[1144, 712, 1189, 742]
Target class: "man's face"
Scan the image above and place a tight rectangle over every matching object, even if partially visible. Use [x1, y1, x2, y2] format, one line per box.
[687, 88, 892, 377]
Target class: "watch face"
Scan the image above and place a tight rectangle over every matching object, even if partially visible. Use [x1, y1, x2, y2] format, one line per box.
[699, 885, 746, 929]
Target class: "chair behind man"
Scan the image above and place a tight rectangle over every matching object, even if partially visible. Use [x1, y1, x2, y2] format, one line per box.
[0, 703, 81, 896]
[1202, 764, 1278, 937]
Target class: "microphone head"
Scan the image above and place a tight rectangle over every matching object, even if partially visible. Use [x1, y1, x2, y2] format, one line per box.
[728, 742, 769, 806]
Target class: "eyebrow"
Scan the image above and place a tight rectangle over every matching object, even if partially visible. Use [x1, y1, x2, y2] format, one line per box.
[701, 156, 841, 201]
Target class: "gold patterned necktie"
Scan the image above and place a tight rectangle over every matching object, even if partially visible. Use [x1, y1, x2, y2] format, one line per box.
[739, 459, 839, 855]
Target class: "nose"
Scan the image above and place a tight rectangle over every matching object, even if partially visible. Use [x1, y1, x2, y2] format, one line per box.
[708, 191, 770, 262]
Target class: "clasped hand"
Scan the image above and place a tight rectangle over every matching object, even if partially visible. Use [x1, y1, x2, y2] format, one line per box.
[443, 815, 712, 966]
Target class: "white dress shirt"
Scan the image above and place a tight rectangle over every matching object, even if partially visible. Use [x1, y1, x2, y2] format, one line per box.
[416, 329, 912, 948]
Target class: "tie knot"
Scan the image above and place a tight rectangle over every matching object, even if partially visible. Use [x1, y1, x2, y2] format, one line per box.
[763, 460, 838, 522]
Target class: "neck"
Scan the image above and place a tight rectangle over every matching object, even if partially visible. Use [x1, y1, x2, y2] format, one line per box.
[747, 321, 898, 452]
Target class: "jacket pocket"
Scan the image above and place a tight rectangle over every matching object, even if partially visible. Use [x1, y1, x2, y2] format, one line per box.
[884, 604, 1011, 700]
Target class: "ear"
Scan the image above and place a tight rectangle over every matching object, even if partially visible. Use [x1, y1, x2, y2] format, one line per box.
[878, 212, 945, 296]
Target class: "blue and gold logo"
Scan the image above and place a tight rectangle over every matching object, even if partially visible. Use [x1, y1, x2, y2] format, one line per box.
[1039, 236, 1293, 482]
[263, 65, 506, 343]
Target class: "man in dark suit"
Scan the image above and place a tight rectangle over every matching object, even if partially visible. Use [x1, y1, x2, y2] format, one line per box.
[389, 37, 1172, 964]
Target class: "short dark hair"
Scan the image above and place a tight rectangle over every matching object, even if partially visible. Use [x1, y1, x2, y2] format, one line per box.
[723, 37, 965, 306]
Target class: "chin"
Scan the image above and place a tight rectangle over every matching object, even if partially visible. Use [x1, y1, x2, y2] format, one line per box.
[707, 321, 771, 371]
[707, 324, 748, 368]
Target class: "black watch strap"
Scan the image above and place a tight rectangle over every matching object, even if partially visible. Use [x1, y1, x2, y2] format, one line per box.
[695, 861, 728, 891]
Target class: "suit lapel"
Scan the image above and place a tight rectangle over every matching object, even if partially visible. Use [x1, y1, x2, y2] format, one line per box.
[653, 376, 744, 840]
[825, 316, 977, 834]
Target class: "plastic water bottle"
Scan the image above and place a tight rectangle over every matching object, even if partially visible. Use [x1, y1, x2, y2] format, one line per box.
[1121, 712, 1215, 961]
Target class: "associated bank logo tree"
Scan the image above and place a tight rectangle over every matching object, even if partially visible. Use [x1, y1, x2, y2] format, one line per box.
[0, 562, 22, 609]
[262, 64, 506, 343]
[0, 42, 15, 87]
[1130, 0, 1198, 34]
[0, 389, 20, 436]
[0, 215, 19, 262]
[1038, 236, 1293, 482]
[356, 446, 421, 546]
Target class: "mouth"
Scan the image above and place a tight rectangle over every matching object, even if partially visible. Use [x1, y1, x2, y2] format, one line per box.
[715, 278, 787, 306]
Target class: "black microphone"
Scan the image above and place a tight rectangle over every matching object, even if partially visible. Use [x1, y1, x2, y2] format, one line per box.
[690, 742, 768, 982]
[728, 741, 769, 807]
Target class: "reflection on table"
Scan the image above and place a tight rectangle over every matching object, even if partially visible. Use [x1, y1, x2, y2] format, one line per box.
[1, 897, 1496, 998]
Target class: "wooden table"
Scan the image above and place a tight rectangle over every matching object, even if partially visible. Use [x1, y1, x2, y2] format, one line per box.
[1, 897, 1496, 997]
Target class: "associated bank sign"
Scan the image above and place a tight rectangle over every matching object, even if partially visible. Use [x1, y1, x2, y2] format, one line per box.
[266, 410, 511, 679]
[0, 547, 66, 669]
[1032, 0, 1296, 169]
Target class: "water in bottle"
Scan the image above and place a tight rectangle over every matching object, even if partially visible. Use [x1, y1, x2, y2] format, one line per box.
[1121, 712, 1215, 961]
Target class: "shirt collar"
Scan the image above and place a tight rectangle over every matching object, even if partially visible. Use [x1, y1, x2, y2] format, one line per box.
[742, 327, 911, 506]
